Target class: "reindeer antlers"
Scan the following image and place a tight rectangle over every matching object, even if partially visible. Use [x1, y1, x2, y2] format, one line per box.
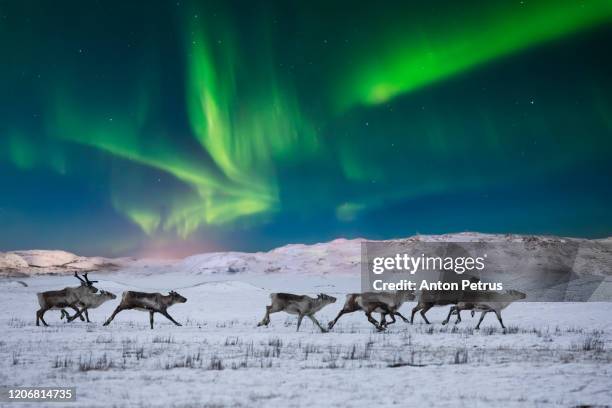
[74, 272, 98, 285]
[83, 272, 98, 284]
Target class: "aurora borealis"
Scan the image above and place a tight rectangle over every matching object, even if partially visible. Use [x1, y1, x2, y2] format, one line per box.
[1, 1, 611, 256]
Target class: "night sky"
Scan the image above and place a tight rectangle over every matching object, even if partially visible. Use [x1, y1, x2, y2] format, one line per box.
[1, 1, 611, 257]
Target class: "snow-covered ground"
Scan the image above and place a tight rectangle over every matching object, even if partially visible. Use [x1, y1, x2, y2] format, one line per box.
[1, 234, 611, 407]
[1, 269, 611, 408]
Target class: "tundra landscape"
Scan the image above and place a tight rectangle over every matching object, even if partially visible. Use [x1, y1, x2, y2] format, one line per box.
[3, 1, 611, 406]
[1, 234, 611, 407]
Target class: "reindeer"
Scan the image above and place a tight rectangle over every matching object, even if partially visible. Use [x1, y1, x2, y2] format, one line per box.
[36, 272, 99, 326]
[442, 289, 527, 329]
[410, 275, 480, 325]
[61, 290, 117, 323]
[327, 290, 415, 331]
[257, 293, 336, 332]
[103, 291, 187, 329]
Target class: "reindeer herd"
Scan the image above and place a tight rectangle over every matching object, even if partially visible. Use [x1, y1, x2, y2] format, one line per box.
[36, 272, 526, 332]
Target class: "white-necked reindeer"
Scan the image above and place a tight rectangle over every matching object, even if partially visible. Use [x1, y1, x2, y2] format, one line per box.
[258, 293, 336, 332]
[62, 290, 117, 323]
[36, 272, 99, 326]
[327, 290, 415, 331]
[442, 289, 527, 329]
[103, 291, 187, 329]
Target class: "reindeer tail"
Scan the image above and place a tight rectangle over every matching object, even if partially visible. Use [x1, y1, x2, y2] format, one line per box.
[36, 293, 45, 308]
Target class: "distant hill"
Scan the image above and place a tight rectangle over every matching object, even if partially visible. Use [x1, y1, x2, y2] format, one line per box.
[3, 233, 610, 279]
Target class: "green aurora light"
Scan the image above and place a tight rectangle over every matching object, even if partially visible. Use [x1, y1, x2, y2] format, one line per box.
[334, 0, 612, 109]
[0, 1, 611, 254]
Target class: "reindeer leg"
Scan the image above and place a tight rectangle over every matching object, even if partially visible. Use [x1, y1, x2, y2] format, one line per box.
[103, 305, 125, 326]
[327, 308, 350, 330]
[36, 308, 49, 326]
[308, 315, 328, 333]
[377, 303, 393, 330]
[64, 308, 77, 322]
[149, 311, 154, 329]
[365, 311, 384, 331]
[379, 313, 387, 327]
[69, 305, 85, 321]
[364, 304, 387, 331]
[494, 309, 505, 329]
[67, 306, 88, 322]
[420, 304, 432, 324]
[258, 304, 284, 327]
[296, 314, 304, 332]
[40, 310, 49, 326]
[84, 309, 90, 323]
[395, 311, 410, 323]
[455, 309, 462, 324]
[70, 306, 85, 321]
[257, 305, 273, 327]
[442, 306, 456, 325]
[160, 310, 182, 326]
[384, 313, 397, 327]
[410, 304, 422, 324]
[475, 311, 488, 330]
[60, 309, 68, 320]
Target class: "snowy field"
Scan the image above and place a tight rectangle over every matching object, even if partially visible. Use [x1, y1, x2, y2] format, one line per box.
[1, 267, 611, 408]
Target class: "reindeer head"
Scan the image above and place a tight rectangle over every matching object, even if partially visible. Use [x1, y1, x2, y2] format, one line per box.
[506, 289, 527, 300]
[74, 272, 99, 293]
[99, 290, 117, 300]
[169, 291, 187, 304]
[317, 293, 337, 305]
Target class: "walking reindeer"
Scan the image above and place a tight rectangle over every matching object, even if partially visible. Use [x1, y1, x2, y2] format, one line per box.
[103, 291, 187, 329]
[36, 272, 99, 326]
[258, 293, 336, 332]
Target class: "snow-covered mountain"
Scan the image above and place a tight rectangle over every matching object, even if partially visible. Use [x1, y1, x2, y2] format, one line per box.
[179, 233, 612, 278]
[2, 233, 611, 280]
[0, 249, 130, 276]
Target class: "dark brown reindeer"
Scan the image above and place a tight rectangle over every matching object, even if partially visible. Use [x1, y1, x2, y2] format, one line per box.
[103, 291, 187, 329]
[257, 293, 336, 332]
[36, 272, 99, 326]
[328, 290, 415, 331]
[442, 289, 527, 329]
